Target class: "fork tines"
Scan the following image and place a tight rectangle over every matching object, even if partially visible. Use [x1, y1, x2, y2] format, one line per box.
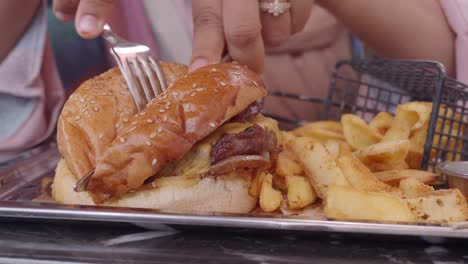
[123, 56, 167, 111]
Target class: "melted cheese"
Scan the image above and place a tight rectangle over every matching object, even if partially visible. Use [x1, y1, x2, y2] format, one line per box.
[157, 115, 280, 178]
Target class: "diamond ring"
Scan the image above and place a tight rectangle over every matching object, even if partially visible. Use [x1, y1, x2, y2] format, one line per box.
[259, 0, 291, 16]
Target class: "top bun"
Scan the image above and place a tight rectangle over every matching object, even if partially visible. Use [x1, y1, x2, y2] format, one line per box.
[57, 62, 188, 184]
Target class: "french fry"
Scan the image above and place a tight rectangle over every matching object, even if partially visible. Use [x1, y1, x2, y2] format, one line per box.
[275, 151, 304, 177]
[281, 131, 297, 146]
[287, 138, 349, 199]
[374, 169, 438, 186]
[293, 128, 345, 143]
[381, 108, 417, 142]
[407, 121, 428, 169]
[336, 155, 395, 193]
[324, 140, 341, 160]
[325, 185, 417, 222]
[293, 121, 343, 135]
[285, 175, 317, 210]
[259, 173, 283, 212]
[354, 140, 410, 172]
[398, 102, 432, 131]
[405, 189, 468, 223]
[341, 114, 382, 150]
[249, 172, 267, 197]
[399, 177, 434, 197]
[369, 112, 393, 135]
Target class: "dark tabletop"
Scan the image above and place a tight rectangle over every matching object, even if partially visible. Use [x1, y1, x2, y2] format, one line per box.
[0, 220, 466, 264]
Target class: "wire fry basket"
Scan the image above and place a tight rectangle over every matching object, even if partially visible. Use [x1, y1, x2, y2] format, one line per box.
[267, 59, 468, 172]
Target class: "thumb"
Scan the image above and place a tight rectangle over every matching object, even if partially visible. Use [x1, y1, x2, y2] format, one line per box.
[75, 0, 115, 39]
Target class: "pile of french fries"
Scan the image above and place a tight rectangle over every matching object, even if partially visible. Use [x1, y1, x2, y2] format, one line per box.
[256, 102, 468, 224]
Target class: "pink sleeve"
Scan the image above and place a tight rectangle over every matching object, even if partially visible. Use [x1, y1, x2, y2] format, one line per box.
[440, 0, 468, 84]
[0, 1, 64, 161]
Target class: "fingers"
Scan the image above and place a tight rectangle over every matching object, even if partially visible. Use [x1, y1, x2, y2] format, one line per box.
[223, 0, 265, 73]
[74, 0, 115, 39]
[53, 0, 79, 22]
[260, 0, 292, 47]
[190, 0, 224, 72]
[290, 0, 313, 33]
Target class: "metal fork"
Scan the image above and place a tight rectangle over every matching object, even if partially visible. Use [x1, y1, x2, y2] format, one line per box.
[102, 24, 167, 111]
[73, 25, 168, 192]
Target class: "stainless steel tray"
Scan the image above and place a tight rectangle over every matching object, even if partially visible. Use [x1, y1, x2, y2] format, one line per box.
[1, 141, 467, 239]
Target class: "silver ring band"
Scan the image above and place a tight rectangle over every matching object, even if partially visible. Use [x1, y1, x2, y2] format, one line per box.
[259, 0, 291, 16]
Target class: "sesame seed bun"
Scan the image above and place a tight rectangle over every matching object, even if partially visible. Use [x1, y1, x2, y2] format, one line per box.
[55, 62, 267, 208]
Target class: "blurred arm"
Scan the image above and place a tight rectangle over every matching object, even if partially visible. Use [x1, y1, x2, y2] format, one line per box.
[318, 0, 455, 76]
[0, 0, 41, 63]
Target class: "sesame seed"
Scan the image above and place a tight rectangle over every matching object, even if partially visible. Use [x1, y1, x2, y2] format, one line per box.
[165, 106, 170, 110]
[209, 122, 216, 128]
[167, 102, 172, 106]
[74, 116, 81, 121]
[145, 141, 152, 146]
[98, 134, 104, 140]
[211, 68, 217, 72]
[192, 83, 197, 89]
[140, 111, 146, 116]
[253, 81, 259, 87]
[120, 137, 126, 143]
[79, 98, 85, 103]
[128, 126, 136, 132]
[195, 88, 204, 92]
[159, 109, 165, 113]
[150, 132, 157, 139]
[146, 119, 154, 124]
[190, 93, 196, 97]
[115, 123, 120, 129]
[162, 94, 168, 100]
[123, 117, 129, 122]
[131, 121, 138, 125]
[157, 127, 163, 133]
[70, 95, 75, 99]
[93, 106, 99, 112]
[219, 81, 226, 87]
[152, 158, 158, 166]
[151, 182, 156, 188]
[90, 100, 96, 104]
[163, 116, 168, 122]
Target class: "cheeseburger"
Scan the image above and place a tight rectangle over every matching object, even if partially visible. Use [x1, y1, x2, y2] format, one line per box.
[52, 62, 281, 213]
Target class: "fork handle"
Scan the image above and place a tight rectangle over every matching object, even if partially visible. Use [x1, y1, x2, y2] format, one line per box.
[102, 24, 125, 45]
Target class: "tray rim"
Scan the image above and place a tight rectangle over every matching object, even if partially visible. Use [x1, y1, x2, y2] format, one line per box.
[0, 201, 466, 239]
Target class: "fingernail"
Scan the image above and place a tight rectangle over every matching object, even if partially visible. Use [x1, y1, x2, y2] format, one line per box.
[78, 14, 101, 37]
[189, 57, 210, 72]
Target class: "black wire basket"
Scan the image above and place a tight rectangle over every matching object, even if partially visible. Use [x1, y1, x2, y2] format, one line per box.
[267, 59, 468, 172]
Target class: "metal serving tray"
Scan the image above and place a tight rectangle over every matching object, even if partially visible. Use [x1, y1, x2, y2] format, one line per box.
[1, 59, 467, 239]
[0, 140, 467, 240]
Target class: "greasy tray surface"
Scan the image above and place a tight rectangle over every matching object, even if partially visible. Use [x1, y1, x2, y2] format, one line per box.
[0, 141, 467, 239]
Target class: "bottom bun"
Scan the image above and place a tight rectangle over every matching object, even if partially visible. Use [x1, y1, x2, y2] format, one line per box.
[52, 159, 258, 213]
